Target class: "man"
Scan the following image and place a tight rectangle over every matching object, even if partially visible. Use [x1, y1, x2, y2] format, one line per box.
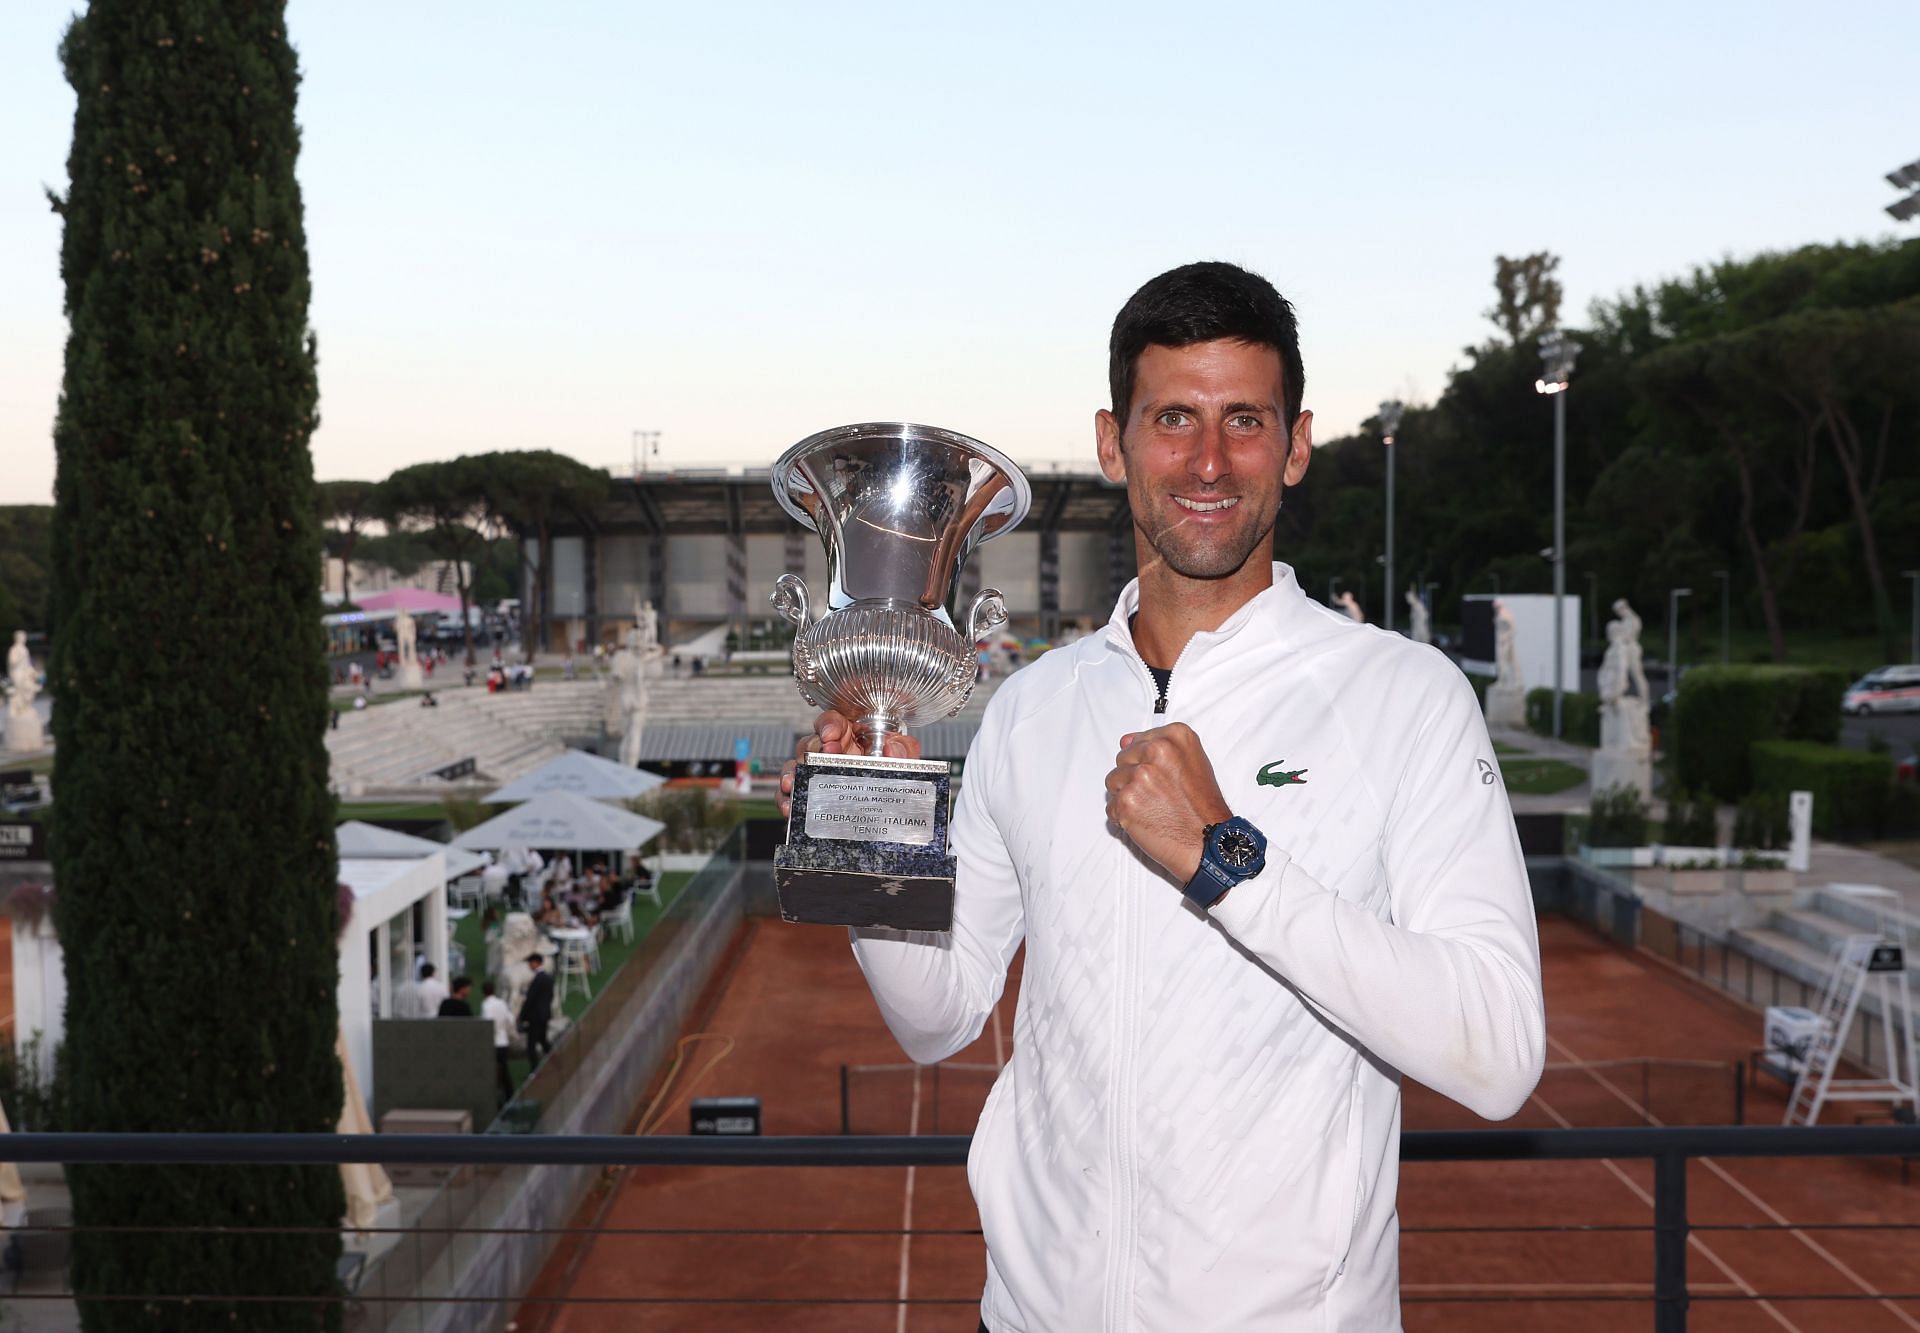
[480, 981, 515, 1102]
[437, 975, 474, 1017]
[518, 953, 555, 1066]
[415, 962, 448, 1017]
[782, 262, 1545, 1331]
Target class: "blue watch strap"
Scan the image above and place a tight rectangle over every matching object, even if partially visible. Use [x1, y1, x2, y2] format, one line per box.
[1183, 855, 1242, 909]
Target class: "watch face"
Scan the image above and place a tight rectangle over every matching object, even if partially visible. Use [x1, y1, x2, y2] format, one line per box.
[1217, 827, 1260, 869]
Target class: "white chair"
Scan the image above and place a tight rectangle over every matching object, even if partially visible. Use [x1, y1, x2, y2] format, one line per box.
[448, 876, 483, 911]
[553, 930, 594, 1005]
[602, 894, 634, 945]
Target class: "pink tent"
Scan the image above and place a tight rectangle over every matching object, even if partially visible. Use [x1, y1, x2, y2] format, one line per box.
[353, 589, 463, 615]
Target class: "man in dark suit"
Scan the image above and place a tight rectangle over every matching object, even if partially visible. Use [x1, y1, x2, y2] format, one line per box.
[518, 954, 555, 1065]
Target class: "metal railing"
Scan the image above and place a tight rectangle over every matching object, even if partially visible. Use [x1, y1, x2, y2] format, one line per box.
[6, 1124, 1919, 1330]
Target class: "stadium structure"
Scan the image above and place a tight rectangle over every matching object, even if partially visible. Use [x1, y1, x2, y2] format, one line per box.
[524, 463, 1135, 653]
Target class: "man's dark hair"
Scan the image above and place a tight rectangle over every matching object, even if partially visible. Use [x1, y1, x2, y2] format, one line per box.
[483, 981, 497, 997]
[1108, 261, 1305, 429]
[420, 963, 436, 980]
[527, 953, 544, 966]
[451, 975, 472, 992]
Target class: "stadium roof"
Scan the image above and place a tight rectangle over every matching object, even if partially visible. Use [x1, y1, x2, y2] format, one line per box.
[577, 467, 1128, 537]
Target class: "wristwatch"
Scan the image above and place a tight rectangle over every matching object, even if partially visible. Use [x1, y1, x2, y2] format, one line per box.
[1183, 815, 1267, 909]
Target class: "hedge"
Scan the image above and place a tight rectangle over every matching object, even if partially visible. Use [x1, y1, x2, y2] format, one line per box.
[1671, 665, 1849, 799]
[1525, 688, 1601, 746]
[1750, 740, 1893, 839]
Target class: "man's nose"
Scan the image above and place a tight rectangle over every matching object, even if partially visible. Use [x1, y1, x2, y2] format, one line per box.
[1188, 422, 1231, 484]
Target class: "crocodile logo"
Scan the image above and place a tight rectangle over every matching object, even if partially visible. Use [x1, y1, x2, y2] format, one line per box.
[1256, 760, 1309, 788]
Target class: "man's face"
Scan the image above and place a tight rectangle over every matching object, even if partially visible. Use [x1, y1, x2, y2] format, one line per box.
[1095, 339, 1312, 581]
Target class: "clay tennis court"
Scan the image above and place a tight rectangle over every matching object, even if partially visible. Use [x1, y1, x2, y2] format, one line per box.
[521, 913, 1920, 1331]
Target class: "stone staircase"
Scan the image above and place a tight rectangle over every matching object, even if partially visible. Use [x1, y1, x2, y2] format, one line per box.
[1730, 888, 1920, 1026]
[327, 671, 1012, 796]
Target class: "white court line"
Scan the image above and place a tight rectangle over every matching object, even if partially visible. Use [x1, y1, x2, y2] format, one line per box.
[1524, 1083, 1798, 1330]
[895, 1062, 925, 1333]
[1544, 1031, 1920, 1331]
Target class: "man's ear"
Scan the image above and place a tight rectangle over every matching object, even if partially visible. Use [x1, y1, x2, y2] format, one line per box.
[1096, 408, 1126, 484]
[1283, 409, 1313, 487]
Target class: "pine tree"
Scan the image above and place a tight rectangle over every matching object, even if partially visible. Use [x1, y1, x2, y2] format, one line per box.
[49, 4, 344, 1327]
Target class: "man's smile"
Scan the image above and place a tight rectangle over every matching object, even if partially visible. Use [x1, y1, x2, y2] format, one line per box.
[1171, 495, 1240, 513]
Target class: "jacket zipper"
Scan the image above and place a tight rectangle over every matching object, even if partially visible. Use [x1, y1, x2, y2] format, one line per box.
[1107, 632, 1199, 1330]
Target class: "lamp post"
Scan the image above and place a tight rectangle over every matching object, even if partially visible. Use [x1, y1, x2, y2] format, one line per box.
[1379, 401, 1405, 634]
[631, 429, 661, 478]
[1713, 570, 1730, 663]
[1536, 331, 1581, 739]
[1905, 570, 1920, 663]
[1669, 587, 1691, 704]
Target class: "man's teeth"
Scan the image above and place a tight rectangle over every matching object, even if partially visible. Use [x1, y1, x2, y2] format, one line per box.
[1174, 496, 1239, 512]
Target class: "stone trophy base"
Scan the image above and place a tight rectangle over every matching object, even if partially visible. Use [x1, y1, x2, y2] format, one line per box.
[1485, 683, 1528, 730]
[774, 751, 956, 932]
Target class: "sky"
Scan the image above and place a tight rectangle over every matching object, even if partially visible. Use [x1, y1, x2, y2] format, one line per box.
[0, 1, 1913, 506]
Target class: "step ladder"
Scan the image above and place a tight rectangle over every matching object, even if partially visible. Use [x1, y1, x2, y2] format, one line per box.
[1784, 922, 1919, 1126]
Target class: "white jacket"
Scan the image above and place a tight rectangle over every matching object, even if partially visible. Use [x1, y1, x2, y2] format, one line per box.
[851, 564, 1545, 1332]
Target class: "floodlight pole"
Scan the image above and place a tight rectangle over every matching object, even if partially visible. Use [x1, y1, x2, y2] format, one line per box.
[1669, 588, 1691, 703]
[1379, 401, 1405, 634]
[1906, 570, 1920, 664]
[1536, 333, 1579, 739]
[1713, 570, 1730, 663]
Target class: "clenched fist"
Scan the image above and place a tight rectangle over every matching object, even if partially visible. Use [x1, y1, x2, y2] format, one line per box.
[1104, 723, 1233, 884]
[778, 710, 924, 818]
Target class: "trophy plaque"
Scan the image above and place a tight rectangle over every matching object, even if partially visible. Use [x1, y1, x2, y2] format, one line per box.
[770, 423, 1030, 931]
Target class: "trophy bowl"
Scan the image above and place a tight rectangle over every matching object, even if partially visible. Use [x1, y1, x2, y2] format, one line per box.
[770, 423, 1030, 930]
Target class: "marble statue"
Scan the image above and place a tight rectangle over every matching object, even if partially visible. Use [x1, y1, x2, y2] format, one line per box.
[5, 631, 45, 752]
[394, 609, 424, 690]
[1592, 598, 1653, 800]
[1405, 587, 1432, 645]
[609, 597, 664, 769]
[1485, 599, 1528, 729]
[1336, 590, 1365, 623]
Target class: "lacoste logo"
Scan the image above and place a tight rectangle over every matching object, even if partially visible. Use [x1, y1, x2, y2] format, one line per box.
[1256, 760, 1309, 788]
[1476, 758, 1496, 785]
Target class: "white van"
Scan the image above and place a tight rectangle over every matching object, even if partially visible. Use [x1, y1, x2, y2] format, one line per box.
[1843, 665, 1920, 715]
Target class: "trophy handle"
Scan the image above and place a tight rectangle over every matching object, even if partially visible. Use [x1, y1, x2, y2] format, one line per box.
[966, 588, 1008, 644]
[771, 574, 812, 628]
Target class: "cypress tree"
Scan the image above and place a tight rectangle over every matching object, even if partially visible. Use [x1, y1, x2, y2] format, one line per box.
[49, 4, 344, 1327]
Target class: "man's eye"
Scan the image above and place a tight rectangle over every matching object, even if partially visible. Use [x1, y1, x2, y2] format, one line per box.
[1156, 411, 1189, 428]
[1229, 414, 1263, 430]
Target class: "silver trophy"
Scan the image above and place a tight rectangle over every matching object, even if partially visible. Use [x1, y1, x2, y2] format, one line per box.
[770, 422, 1030, 931]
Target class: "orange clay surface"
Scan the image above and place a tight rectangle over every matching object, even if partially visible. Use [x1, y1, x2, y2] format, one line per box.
[523, 915, 1920, 1332]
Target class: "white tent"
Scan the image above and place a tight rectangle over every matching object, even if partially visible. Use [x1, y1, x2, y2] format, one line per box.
[336, 819, 488, 881]
[338, 855, 448, 1104]
[451, 791, 666, 854]
[482, 749, 666, 805]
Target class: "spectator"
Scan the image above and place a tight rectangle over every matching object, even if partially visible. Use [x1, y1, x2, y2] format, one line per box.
[519, 954, 555, 1065]
[417, 962, 448, 1015]
[481, 981, 514, 1103]
[438, 976, 475, 1017]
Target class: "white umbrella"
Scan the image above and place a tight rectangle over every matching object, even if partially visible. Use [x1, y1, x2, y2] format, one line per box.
[482, 749, 666, 805]
[336, 820, 488, 881]
[451, 791, 666, 854]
